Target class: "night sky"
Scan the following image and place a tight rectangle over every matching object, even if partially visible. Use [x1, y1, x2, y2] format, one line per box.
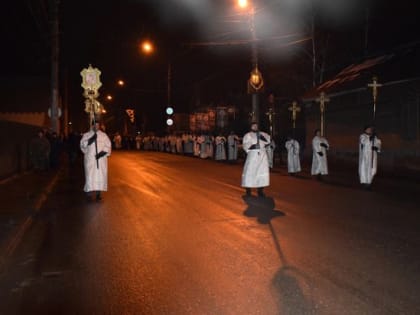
[1, 0, 419, 132]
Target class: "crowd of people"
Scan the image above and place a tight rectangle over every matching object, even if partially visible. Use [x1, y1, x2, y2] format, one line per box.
[112, 131, 246, 163]
[29, 129, 70, 172]
[283, 125, 381, 190]
[29, 120, 382, 203]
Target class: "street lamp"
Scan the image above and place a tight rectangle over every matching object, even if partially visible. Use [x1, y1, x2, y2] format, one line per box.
[139, 39, 174, 128]
[238, 0, 249, 9]
[117, 79, 125, 86]
[140, 40, 154, 55]
[238, 0, 263, 124]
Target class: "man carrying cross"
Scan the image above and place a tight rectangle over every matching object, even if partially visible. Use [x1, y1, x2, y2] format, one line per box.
[80, 121, 112, 201]
[359, 125, 381, 190]
[241, 122, 271, 197]
[311, 129, 329, 181]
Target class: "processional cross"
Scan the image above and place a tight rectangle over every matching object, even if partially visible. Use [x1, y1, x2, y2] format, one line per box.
[80, 64, 103, 168]
[367, 76, 382, 121]
[265, 108, 276, 137]
[288, 101, 300, 129]
[315, 92, 330, 137]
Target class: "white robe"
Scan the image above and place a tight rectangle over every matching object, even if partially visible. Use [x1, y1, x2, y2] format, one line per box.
[227, 134, 239, 160]
[113, 134, 122, 149]
[80, 130, 112, 192]
[215, 136, 227, 160]
[193, 136, 200, 156]
[359, 133, 381, 184]
[285, 139, 301, 173]
[241, 131, 271, 188]
[197, 135, 207, 159]
[311, 136, 329, 175]
[266, 140, 276, 168]
[206, 136, 214, 159]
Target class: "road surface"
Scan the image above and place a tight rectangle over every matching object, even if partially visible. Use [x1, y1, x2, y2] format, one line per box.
[0, 151, 419, 314]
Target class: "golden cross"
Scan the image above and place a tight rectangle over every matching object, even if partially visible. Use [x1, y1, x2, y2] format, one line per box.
[367, 76, 382, 120]
[316, 92, 330, 136]
[288, 101, 300, 129]
[316, 92, 330, 113]
[265, 108, 276, 137]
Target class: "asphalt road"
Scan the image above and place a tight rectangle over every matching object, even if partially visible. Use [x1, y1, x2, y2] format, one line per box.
[0, 151, 419, 315]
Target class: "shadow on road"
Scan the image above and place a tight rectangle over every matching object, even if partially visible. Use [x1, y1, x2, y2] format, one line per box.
[242, 195, 315, 314]
[242, 196, 285, 224]
[268, 222, 315, 314]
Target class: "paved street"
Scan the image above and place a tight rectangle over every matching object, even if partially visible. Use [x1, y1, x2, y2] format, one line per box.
[0, 151, 419, 314]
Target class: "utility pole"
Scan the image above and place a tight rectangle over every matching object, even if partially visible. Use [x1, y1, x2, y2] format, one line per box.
[249, 7, 260, 124]
[50, 0, 60, 133]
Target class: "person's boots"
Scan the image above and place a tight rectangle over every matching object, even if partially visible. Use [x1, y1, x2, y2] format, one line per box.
[257, 187, 265, 198]
[245, 188, 252, 197]
[96, 191, 102, 201]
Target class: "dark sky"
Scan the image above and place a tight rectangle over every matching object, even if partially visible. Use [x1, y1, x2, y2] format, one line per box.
[1, 0, 419, 131]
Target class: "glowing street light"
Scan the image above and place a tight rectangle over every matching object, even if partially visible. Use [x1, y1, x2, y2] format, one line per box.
[141, 40, 154, 55]
[238, 0, 249, 9]
[106, 95, 113, 101]
[117, 79, 125, 86]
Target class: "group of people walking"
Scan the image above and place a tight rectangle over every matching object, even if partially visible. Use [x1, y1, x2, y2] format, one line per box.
[78, 120, 382, 202]
[284, 129, 330, 180]
[116, 132, 243, 162]
[242, 122, 382, 197]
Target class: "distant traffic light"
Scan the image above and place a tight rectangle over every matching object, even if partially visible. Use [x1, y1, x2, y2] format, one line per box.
[166, 106, 174, 126]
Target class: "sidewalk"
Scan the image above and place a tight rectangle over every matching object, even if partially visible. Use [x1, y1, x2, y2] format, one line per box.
[0, 168, 62, 270]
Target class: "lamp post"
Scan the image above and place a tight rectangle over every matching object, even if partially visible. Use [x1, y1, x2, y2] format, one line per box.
[140, 39, 174, 129]
[239, 0, 263, 124]
[50, 0, 60, 133]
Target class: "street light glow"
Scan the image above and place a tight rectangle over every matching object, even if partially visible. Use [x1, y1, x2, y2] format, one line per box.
[141, 40, 154, 55]
[106, 95, 113, 100]
[117, 80, 124, 86]
[238, 0, 249, 9]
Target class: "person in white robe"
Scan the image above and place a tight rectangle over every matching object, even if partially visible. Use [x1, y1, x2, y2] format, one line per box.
[113, 132, 122, 149]
[183, 133, 194, 155]
[215, 134, 227, 161]
[80, 122, 112, 201]
[359, 125, 381, 189]
[285, 136, 301, 175]
[135, 133, 142, 150]
[227, 131, 239, 162]
[176, 135, 183, 154]
[241, 122, 271, 197]
[193, 135, 200, 157]
[197, 134, 207, 159]
[311, 129, 329, 180]
[266, 139, 276, 168]
[206, 135, 214, 159]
